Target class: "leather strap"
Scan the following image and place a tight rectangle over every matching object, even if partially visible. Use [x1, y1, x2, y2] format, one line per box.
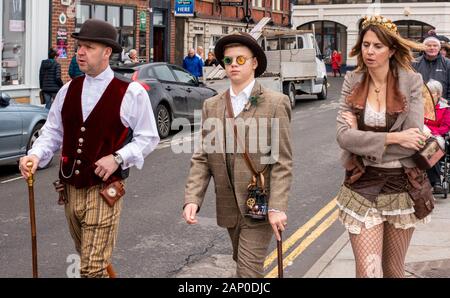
[225, 90, 268, 187]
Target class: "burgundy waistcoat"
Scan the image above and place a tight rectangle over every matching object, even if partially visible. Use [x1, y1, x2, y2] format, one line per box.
[60, 75, 130, 188]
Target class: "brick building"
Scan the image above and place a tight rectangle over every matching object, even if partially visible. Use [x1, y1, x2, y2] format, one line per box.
[50, 0, 150, 82]
[173, 0, 292, 65]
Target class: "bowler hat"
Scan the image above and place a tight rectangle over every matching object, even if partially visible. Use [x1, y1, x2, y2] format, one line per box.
[71, 19, 122, 53]
[214, 32, 267, 78]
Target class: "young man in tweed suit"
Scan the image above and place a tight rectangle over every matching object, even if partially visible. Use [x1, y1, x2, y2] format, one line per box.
[183, 32, 293, 277]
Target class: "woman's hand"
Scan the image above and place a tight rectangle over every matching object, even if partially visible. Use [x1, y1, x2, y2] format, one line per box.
[390, 128, 428, 150]
[341, 111, 357, 129]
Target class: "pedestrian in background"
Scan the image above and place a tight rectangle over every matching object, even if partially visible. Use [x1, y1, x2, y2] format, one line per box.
[39, 48, 63, 109]
[336, 15, 431, 278]
[183, 32, 292, 277]
[204, 51, 219, 67]
[20, 19, 160, 278]
[413, 30, 450, 102]
[331, 50, 342, 77]
[68, 48, 84, 79]
[183, 48, 204, 79]
[423, 79, 450, 192]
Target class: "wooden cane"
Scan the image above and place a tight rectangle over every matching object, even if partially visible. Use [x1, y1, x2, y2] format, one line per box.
[26, 161, 38, 278]
[107, 264, 117, 278]
[277, 230, 283, 278]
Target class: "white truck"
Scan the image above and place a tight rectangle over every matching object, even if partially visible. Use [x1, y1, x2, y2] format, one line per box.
[203, 28, 328, 108]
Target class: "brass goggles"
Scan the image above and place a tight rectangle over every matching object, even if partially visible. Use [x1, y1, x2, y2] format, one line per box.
[222, 56, 254, 66]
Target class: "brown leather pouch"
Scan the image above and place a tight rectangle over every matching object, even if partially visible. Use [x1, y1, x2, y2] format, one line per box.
[53, 179, 68, 205]
[405, 168, 434, 220]
[100, 180, 125, 207]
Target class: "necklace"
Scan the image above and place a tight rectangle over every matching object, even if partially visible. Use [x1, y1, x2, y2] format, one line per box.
[372, 80, 386, 102]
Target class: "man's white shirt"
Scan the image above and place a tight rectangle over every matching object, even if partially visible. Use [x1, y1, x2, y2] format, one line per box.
[229, 79, 255, 117]
[28, 66, 160, 170]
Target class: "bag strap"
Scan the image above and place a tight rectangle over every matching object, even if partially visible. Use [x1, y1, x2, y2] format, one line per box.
[224, 90, 268, 182]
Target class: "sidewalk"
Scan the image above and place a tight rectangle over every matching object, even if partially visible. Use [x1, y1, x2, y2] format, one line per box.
[305, 196, 450, 278]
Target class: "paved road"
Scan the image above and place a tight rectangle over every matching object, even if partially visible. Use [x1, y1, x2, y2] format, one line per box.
[0, 77, 346, 277]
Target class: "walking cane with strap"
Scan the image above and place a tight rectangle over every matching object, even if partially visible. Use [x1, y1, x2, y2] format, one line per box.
[26, 162, 38, 278]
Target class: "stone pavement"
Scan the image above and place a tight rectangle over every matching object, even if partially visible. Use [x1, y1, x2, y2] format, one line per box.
[304, 196, 450, 278]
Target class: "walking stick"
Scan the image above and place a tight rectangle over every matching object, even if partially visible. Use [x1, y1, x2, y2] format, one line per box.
[26, 161, 38, 278]
[277, 230, 283, 278]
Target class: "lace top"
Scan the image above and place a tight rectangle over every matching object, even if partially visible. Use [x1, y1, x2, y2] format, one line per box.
[363, 101, 402, 168]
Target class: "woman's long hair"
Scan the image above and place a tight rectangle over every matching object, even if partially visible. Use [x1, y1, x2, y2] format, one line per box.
[350, 24, 425, 73]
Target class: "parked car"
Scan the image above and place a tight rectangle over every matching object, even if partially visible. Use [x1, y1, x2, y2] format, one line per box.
[112, 62, 218, 138]
[0, 92, 50, 167]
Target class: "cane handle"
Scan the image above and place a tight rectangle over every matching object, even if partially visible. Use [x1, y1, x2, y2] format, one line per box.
[26, 161, 34, 185]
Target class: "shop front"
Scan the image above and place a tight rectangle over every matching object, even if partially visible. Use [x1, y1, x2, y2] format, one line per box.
[1, 0, 49, 104]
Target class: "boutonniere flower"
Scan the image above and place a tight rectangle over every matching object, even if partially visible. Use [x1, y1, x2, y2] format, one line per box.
[244, 95, 260, 111]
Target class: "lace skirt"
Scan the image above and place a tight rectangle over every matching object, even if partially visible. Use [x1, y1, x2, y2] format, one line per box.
[336, 185, 431, 234]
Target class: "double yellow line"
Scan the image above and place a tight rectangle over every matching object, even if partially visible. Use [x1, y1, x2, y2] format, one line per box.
[264, 197, 339, 278]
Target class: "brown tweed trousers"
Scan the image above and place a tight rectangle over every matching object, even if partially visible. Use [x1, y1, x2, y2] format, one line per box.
[185, 82, 293, 277]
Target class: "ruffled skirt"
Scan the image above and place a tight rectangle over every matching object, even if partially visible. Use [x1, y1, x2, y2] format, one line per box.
[336, 184, 431, 234]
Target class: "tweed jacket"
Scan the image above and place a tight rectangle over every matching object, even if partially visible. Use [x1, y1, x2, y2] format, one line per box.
[184, 82, 293, 228]
[336, 68, 424, 169]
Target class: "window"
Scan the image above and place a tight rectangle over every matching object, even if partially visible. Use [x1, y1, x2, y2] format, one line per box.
[272, 0, 281, 11]
[2, 0, 26, 86]
[76, 4, 90, 26]
[107, 6, 120, 27]
[297, 36, 304, 49]
[252, 0, 263, 8]
[281, 37, 297, 50]
[266, 38, 280, 51]
[172, 67, 197, 85]
[93, 5, 105, 21]
[153, 9, 164, 26]
[152, 65, 176, 82]
[123, 8, 134, 27]
[394, 20, 434, 43]
[298, 21, 347, 64]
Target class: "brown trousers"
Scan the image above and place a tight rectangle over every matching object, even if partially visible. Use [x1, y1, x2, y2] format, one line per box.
[64, 184, 123, 278]
[227, 215, 273, 278]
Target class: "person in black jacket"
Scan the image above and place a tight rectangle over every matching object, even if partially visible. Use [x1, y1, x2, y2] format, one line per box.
[39, 48, 64, 109]
[413, 33, 450, 103]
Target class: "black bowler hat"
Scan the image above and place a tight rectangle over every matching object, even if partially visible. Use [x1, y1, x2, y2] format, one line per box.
[214, 32, 267, 78]
[71, 19, 122, 53]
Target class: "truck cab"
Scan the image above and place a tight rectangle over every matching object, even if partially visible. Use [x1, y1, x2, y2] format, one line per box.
[259, 30, 328, 107]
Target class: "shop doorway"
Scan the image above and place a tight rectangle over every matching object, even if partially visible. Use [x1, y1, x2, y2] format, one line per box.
[153, 27, 165, 62]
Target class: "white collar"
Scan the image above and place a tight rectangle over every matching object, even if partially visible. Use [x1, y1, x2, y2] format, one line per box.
[230, 80, 256, 99]
[84, 66, 114, 82]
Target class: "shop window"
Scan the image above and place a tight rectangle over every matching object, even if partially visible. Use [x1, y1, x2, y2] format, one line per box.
[123, 8, 134, 27]
[76, 4, 90, 25]
[94, 5, 106, 21]
[298, 20, 347, 64]
[107, 6, 120, 27]
[1, 0, 26, 86]
[153, 10, 164, 26]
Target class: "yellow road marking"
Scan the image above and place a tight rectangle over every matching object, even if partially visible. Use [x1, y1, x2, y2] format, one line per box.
[265, 209, 339, 278]
[264, 197, 337, 269]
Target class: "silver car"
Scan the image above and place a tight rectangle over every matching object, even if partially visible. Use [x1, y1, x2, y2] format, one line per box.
[0, 92, 49, 167]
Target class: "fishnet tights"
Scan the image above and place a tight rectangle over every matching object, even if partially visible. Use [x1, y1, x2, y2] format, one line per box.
[349, 222, 414, 278]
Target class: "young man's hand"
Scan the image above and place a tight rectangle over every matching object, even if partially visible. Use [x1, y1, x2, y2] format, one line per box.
[183, 203, 199, 224]
[269, 211, 287, 241]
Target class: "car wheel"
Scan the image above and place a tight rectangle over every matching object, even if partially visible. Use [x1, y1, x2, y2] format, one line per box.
[156, 104, 171, 139]
[317, 80, 327, 100]
[283, 82, 296, 109]
[26, 123, 53, 169]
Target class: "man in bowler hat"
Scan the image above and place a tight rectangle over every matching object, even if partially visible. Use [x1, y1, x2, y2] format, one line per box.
[19, 19, 160, 277]
[183, 32, 293, 277]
